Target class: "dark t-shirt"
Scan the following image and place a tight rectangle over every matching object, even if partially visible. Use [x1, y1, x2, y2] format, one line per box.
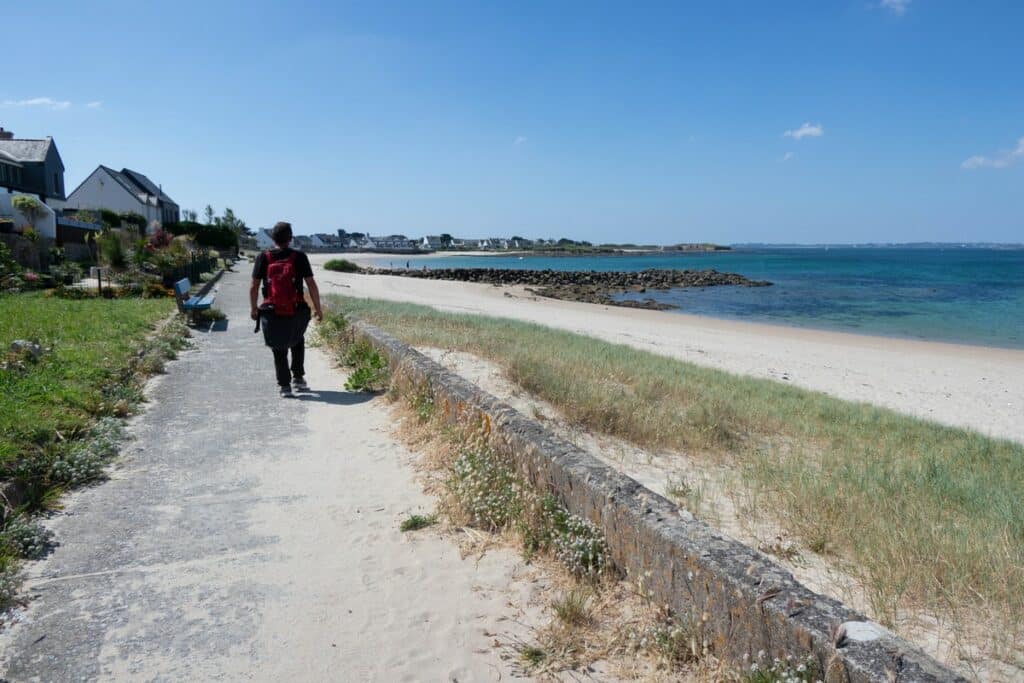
[252, 248, 314, 297]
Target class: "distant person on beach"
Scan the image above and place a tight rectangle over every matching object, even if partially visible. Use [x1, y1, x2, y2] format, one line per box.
[250, 222, 323, 398]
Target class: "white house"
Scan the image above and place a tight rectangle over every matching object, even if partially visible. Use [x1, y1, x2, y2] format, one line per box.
[65, 165, 180, 232]
[0, 189, 57, 238]
[255, 228, 276, 249]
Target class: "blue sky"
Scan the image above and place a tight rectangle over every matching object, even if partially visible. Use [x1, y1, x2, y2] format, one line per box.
[3, 1, 1022, 243]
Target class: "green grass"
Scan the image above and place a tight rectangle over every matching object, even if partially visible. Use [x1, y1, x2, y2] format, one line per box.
[325, 294, 1024, 645]
[399, 513, 438, 532]
[0, 292, 174, 467]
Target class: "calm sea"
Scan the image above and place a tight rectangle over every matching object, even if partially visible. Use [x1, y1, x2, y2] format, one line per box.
[377, 248, 1024, 349]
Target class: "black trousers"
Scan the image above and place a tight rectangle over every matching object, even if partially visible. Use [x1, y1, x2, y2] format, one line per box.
[272, 338, 305, 387]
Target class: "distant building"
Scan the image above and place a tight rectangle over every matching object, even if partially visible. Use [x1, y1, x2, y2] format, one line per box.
[65, 165, 180, 231]
[0, 128, 66, 209]
[421, 235, 444, 250]
[255, 228, 276, 249]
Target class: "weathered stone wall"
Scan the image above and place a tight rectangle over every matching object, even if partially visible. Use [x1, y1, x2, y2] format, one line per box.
[351, 320, 966, 683]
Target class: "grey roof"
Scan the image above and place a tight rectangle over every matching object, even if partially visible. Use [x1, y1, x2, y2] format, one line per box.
[0, 138, 54, 163]
[121, 168, 177, 206]
[0, 150, 22, 166]
[98, 166, 155, 205]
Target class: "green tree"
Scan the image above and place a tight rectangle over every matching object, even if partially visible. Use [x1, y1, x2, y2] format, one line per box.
[204, 205, 215, 225]
[440, 233, 453, 247]
[183, 209, 198, 222]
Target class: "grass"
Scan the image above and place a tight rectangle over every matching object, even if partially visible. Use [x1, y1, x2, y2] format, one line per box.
[0, 291, 180, 608]
[324, 294, 1024, 651]
[0, 293, 175, 467]
[551, 589, 592, 626]
[399, 513, 438, 532]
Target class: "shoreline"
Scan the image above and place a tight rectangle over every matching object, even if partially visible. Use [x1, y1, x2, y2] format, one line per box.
[310, 253, 1024, 443]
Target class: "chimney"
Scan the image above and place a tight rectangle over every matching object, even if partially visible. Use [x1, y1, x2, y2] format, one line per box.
[0, 127, 13, 140]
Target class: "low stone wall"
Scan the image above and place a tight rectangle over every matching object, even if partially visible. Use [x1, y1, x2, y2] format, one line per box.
[351, 320, 965, 683]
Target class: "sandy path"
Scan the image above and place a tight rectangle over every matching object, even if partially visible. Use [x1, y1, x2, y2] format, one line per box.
[0, 271, 539, 681]
[312, 253, 1024, 444]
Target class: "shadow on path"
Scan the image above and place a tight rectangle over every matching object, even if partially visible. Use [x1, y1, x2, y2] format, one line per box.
[294, 390, 376, 406]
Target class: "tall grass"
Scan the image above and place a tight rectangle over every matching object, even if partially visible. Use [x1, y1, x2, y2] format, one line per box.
[326, 294, 1024, 650]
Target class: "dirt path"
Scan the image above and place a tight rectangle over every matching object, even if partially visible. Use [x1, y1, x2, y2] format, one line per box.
[0, 270, 536, 682]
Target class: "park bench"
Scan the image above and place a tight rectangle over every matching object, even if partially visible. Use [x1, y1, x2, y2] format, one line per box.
[173, 278, 216, 324]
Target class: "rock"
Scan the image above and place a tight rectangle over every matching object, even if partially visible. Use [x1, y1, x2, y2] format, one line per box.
[10, 340, 45, 361]
[365, 266, 771, 310]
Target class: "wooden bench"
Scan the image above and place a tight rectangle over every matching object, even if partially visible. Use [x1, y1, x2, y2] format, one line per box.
[173, 278, 216, 324]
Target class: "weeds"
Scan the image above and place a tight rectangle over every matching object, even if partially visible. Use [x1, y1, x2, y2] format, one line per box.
[518, 644, 546, 667]
[399, 513, 438, 532]
[342, 341, 389, 392]
[742, 653, 817, 683]
[552, 589, 592, 627]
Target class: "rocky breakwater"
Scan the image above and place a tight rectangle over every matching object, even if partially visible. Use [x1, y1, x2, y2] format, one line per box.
[364, 267, 771, 310]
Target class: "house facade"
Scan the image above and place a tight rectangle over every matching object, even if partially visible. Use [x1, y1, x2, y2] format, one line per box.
[65, 165, 180, 231]
[0, 129, 66, 209]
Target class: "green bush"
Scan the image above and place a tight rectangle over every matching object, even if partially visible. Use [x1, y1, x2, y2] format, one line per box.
[323, 258, 361, 273]
[342, 341, 389, 391]
[97, 231, 128, 268]
[167, 221, 238, 249]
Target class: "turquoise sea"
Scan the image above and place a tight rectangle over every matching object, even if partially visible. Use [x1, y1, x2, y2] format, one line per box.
[377, 248, 1024, 349]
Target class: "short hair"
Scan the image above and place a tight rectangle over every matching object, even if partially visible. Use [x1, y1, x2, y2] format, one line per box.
[271, 221, 293, 245]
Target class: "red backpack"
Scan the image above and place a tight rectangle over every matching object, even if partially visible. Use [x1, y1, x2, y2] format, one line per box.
[263, 250, 301, 316]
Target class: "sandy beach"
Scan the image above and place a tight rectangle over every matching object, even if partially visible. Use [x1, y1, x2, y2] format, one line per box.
[312, 253, 1024, 444]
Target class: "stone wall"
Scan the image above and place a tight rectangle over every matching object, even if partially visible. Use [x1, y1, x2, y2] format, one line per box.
[351, 320, 966, 683]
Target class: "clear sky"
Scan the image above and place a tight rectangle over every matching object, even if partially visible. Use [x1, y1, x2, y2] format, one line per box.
[3, 1, 1022, 243]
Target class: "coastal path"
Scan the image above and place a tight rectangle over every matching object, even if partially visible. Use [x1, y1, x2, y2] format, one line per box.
[0, 270, 530, 681]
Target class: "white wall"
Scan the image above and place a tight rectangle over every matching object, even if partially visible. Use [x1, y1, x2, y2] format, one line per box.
[65, 168, 160, 227]
[0, 189, 57, 238]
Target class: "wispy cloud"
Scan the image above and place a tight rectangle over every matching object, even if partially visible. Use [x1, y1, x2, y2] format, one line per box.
[514, 135, 527, 146]
[86, 101, 103, 109]
[782, 122, 824, 140]
[0, 97, 71, 110]
[878, 0, 911, 16]
[961, 136, 1024, 170]
[780, 151, 795, 162]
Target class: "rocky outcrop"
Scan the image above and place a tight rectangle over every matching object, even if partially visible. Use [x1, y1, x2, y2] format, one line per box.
[365, 267, 771, 309]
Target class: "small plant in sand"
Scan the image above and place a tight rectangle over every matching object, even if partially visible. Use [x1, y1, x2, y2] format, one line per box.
[551, 589, 592, 627]
[343, 341, 389, 392]
[399, 513, 438, 532]
[742, 652, 818, 683]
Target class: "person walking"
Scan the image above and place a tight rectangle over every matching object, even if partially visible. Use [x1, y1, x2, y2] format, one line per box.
[250, 222, 323, 397]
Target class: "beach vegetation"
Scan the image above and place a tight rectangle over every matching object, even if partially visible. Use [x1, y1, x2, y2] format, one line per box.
[551, 589, 592, 626]
[323, 258, 361, 273]
[325, 294, 1024, 650]
[341, 340, 389, 392]
[399, 513, 438, 532]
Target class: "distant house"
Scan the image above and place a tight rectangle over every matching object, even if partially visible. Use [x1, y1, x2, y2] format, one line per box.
[488, 238, 510, 250]
[421, 235, 444, 250]
[65, 165, 180, 231]
[0, 128, 66, 209]
[255, 228, 276, 249]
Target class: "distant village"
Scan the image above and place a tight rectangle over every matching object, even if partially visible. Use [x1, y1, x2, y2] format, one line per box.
[250, 229, 728, 255]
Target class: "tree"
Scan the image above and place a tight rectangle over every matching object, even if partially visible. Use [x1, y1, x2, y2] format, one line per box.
[439, 233, 453, 247]
[219, 207, 249, 236]
[183, 209, 198, 222]
[204, 205, 215, 225]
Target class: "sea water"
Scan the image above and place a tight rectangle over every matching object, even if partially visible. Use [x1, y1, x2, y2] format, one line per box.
[382, 248, 1024, 349]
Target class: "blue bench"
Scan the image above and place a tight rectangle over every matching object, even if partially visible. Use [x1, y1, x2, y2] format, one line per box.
[173, 278, 216, 324]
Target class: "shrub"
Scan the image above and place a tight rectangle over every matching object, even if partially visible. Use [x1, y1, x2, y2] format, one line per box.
[400, 513, 438, 532]
[97, 230, 128, 268]
[324, 258, 361, 273]
[1, 517, 54, 560]
[450, 446, 521, 531]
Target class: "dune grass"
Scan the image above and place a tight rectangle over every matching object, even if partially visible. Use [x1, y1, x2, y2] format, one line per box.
[325, 294, 1024, 649]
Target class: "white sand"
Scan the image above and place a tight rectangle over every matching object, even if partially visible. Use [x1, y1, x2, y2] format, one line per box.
[310, 254, 1024, 444]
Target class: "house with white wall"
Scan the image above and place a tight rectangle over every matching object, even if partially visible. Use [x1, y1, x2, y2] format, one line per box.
[255, 228, 276, 249]
[65, 165, 180, 231]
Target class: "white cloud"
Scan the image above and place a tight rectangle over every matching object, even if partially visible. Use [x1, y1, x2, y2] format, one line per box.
[514, 135, 527, 146]
[780, 152, 794, 162]
[782, 122, 824, 140]
[878, 0, 911, 16]
[86, 101, 103, 109]
[0, 97, 71, 110]
[961, 136, 1024, 170]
